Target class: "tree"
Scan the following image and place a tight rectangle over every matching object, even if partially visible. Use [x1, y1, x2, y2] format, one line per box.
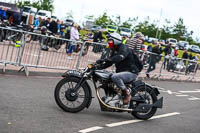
[94, 12, 115, 28]
[160, 19, 173, 40]
[134, 17, 157, 37]
[40, 0, 54, 13]
[172, 18, 187, 41]
[114, 15, 121, 27]
[65, 10, 74, 19]
[85, 15, 94, 21]
[16, 0, 54, 12]
[120, 17, 135, 29]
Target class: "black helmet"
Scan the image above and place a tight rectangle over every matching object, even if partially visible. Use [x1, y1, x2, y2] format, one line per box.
[108, 33, 122, 46]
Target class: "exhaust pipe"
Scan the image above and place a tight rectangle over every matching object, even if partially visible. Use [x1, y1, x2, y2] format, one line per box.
[133, 97, 163, 113]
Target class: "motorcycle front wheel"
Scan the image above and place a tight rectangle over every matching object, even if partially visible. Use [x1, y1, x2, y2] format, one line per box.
[54, 77, 90, 113]
[131, 85, 158, 120]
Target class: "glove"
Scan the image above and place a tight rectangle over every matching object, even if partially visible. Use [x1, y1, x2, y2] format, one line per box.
[96, 59, 105, 64]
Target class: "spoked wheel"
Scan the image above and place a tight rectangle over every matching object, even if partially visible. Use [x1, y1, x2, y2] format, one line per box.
[54, 77, 90, 113]
[131, 86, 157, 120]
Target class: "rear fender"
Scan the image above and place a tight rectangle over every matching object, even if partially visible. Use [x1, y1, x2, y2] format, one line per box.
[134, 82, 160, 96]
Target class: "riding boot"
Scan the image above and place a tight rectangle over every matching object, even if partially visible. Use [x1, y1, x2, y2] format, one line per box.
[122, 89, 131, 104]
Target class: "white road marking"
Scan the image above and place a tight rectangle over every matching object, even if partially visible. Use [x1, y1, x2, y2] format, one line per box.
[188, 97, 200, 101]
[79, 126, 103, 133]
[179, 89, 200, 93]
[176, 95, 189, 97]
[167, 90, 173, 94]
[105, 112, 180, 127]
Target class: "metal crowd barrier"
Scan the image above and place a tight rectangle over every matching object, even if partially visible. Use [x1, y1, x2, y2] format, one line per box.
[19, 31, 85, 76]
[0, 26, 199, 81]
[0, 27, 25, 72]
[139, 50, 200, 81]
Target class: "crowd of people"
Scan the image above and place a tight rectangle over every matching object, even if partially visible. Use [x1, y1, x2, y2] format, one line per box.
[0, 6, 199, 78]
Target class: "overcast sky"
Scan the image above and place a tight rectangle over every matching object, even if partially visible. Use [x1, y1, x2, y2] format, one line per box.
[53, 0, 200, 40]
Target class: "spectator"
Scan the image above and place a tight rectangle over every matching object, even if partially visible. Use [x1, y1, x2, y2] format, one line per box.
[92, 29, 104, 53]
[60, 21, 66, 30]
[122, 35, 128, 44]
[189, 53, 193, 60]
[42, 18, 51, 29]
[161, 43, 172, 69]
[49, 19, 58, 34]
[12, 11, 22, 25]
[146, 44, 162, 78]
[57, 19, 60, 33]
[182, 50, 189, 65]
[194, 54, 199, 73]
[0, 7, 7, 22]
[147, 43, 153, 52]
[59, 28, 65, 38]
[34, 17, 40, 27]
[126, 32, 144, 54]
[67, 23, 79, 59]
[8, 16, 13, 25]
[174, 47, 179, 57]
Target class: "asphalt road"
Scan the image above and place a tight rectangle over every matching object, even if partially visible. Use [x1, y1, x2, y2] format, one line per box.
[0, 75, 200, 133]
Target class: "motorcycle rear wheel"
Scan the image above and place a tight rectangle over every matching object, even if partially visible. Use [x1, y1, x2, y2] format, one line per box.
[131, 86, 157, 120]
[54, 77, 90, 113]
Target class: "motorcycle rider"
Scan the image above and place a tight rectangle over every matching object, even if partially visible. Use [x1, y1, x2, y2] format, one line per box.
[96, 33, 139, 104]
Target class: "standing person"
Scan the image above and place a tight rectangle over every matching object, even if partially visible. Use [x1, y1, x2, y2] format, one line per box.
[182, 50, 188, 65]
[42, 18, 51, 29]
[146, 44, 162, 78]
[122, 35, 128, 45]
[57, 19, 60, 33]
[12, 10, 22, 26]
[174, 47, 179, 57]
[67, 23, 79, 59]
[0, 7, 7, 23]
[161, 43, 172, 69]
[60, 21, 66, 31]
[189, 53, 193, 60]
[126, 32, 144, 54]
[147, 43, 153, 52]
[49, 19, 58, 34]
[92, 29, 104, 53]
[34, 17, 40, 27]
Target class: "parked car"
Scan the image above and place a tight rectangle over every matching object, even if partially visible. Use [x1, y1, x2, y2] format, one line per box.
[158, 39, 166, 46]
[91, 25, 101, 32]
[21, 6, 37, 25]
[176, 41, 190, 50]
[106, 25, 118, 33]
[35, 10, 51, 20]
[65, 19, 74, 26]
[51, 15, 57, 21]
[148, 37, 158, 44]
[188, 45, 200, 53]
[166, 38, 177, 48]
[119, 27, 132, 38]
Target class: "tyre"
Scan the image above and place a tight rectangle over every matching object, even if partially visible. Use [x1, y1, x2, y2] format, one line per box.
[131, 85, 158, 120]
[54, 77, 90, 113]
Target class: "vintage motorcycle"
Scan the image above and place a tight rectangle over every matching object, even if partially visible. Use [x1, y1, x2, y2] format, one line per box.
[54, 63, 163, 120]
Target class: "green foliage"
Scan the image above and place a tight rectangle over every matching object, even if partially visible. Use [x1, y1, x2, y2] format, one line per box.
[135, 17, 157, 37]
[94, 12, 115, 28]
[172, 18, 187, 41]
[16, 0, 54, 12]
[65, 10, 74, 19]
[40, 0, 54, 13]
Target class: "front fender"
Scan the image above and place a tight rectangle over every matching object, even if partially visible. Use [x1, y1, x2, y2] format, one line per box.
[62, 70, 93, 108]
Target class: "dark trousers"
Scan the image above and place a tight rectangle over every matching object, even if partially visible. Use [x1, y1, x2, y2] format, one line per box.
[146, 59, 156, 74]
